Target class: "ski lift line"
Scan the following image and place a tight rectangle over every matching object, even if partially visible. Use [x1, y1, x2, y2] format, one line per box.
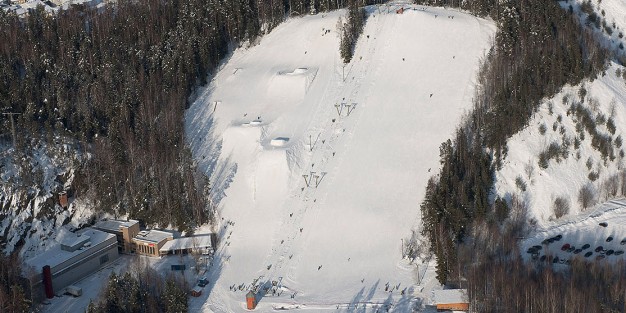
[260, 11, 384, 284]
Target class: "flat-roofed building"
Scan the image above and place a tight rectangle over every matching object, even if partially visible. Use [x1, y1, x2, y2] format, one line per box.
[433, 289, 469, 311]
[93, 219, 139, 254]
[24, 228, 118, 301]
[159, 234, 215, 256]
[132, 230, 173, 257]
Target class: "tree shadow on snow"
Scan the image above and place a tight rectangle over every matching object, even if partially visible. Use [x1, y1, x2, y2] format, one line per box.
[390, 286, 418, 312]
[188, 248, 226, 311]
[184, 86, 239, 206]
[343, 280, 380, 313]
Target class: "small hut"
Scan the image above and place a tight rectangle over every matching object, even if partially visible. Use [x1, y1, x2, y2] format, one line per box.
[433, 289, 469, 311]
[396, 7, 404, 14]
[191, 286, 202, 297]
[59, 191, 68, 208]
[246, 290, 257, 310]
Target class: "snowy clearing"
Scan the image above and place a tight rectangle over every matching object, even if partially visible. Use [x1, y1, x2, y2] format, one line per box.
[494, 62, 626, 225]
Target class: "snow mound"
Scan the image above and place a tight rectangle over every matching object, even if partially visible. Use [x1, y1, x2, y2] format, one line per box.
[254, 150, 290, 205]
[267, 67, 318, 102]
[270, 137, 290, 147]
[239, 119, 263, 127]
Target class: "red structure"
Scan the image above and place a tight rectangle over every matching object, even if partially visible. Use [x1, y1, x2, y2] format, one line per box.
[59, 191, 68, 208]
[191, 286, 202, 297]
[246, 291, 256, 310]
[396, 7, 404, 14]
[42, 265, 54, 299]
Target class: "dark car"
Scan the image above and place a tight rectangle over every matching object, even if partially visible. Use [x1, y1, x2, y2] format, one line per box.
[540, 255, 547, 261]
[614, 250, 624, 256]
[573, 249, 582, 254]
[197, 277, 209, 287]
[567, 246, 576, 253]
[554, 234, 563, 241]
[581, 244, 591, 250]
[533, 245, 542, 250]
[553, 256, 560, 263]
[621, 238, 626, 245]
[527, 247, 536, 253]
[595, 246, 604, 252]
[606, 236, 614, 242]
[584, 251, 593, 257]
[542, 239, 551, 245]
[599, 222, 608, 227]
[606, 250, 614, 256]
[561, 244, 571, 251]
[596, 254, 606, 261]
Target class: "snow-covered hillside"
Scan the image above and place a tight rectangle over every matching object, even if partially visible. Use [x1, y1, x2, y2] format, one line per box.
[494, 62, 626, 225]
[491, 0, 626, 226]
[186, 4, 494, 312]
[0, 141, 94, 258]
[566, 0, 626, 52]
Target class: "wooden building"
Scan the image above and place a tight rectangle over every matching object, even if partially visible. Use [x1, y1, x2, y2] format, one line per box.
[246, 290, 256, 310]
[433, 289, 469, 311]
[132, 230, 173, 257]
[94, 219, 140, 254]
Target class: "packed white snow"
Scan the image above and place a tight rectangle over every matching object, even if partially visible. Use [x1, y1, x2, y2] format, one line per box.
[185, 4, 494, 312]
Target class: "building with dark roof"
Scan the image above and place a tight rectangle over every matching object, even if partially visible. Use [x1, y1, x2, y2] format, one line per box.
[93, 219, 139, 254]
[24, 228, 118, 300]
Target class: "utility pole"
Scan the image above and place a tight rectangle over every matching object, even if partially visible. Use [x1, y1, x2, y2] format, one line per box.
[2, 113, 20, 148]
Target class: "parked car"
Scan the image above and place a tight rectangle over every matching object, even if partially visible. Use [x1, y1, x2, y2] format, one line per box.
[606, 250, 614, 256]
[581, 244, 591, 250]
[542, 239, 551, 245]
[198, 277, 209, 287]
[599, 222, 608, 227]
[573, 249, 582, 254]
[620, 238, 626, 245]
[526, 247, 536, 253]
[533, 245, 542, 250]
[554, 234, 563, 241]
[614, 250, 624, 256]
[595, 246, 604, 253]
[584, 251, 593, 258]
[606, 236, 614, 242]
[65, 285, 82, 297]
[540, 255, 547, 262]
[567, 247, 575, 253]
[552, 256, 560, 263]
[561, 244, 571, 251]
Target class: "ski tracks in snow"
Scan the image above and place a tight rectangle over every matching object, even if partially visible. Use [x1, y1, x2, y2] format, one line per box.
[258, 9, 397, 295]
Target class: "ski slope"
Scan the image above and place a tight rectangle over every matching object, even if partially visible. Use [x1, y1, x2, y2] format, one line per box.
[186, 4, 494, 312]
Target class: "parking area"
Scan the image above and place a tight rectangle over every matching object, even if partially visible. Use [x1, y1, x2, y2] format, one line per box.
[522, 203, 626, 267]
[527, 230, 625, 265]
